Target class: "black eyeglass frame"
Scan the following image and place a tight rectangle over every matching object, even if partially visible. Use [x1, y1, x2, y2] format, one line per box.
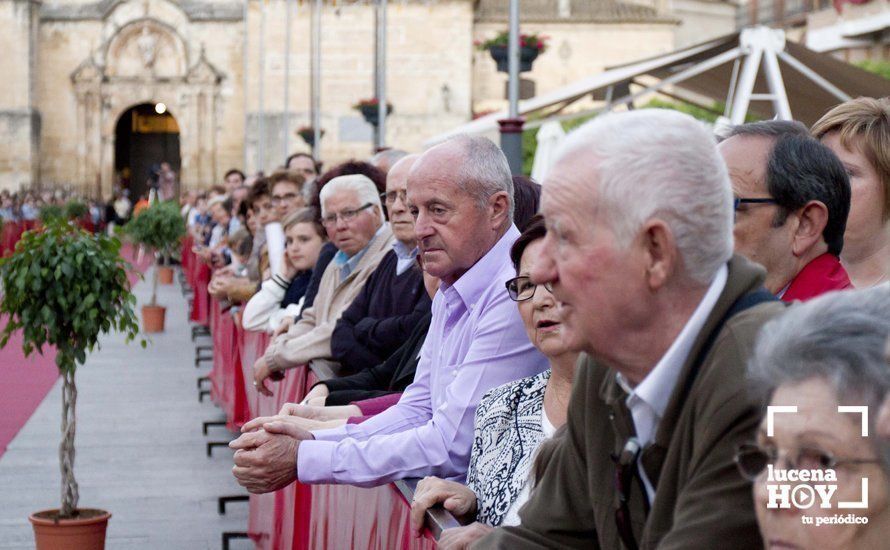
[504, 276, 554, 302]
[733, 197, 779, 211]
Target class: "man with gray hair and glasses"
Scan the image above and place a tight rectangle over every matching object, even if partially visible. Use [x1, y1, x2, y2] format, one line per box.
[231, 135, 548, 491]
[719, 120, 852, 302]
[478, 109, 785, 548]
[252, 174, 394, 394]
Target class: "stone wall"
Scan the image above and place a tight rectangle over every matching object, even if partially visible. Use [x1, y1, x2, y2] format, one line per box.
[242, 0, 474, 174]
[0, 0, 39, 191]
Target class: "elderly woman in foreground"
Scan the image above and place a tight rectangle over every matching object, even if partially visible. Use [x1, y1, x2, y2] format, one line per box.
[408, 216, 579, 548]
[739, 287, 890, 550]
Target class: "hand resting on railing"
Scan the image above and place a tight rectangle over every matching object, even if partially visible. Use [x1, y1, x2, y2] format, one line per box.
[409, 476, 493, 549]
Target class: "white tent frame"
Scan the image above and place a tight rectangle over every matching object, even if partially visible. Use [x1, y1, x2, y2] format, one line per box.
[425, 26, 856, 146]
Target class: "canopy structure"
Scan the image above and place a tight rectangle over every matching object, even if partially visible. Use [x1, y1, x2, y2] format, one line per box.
[426, 26, 889, 146]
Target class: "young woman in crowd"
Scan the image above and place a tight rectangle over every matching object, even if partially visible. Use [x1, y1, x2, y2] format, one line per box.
[811, 97, 890, 288]
[741, 287, 890, 549]
[241, 208, 327, 332]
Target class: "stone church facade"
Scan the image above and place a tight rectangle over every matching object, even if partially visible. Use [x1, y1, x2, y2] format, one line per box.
[0, 0, 735, 196]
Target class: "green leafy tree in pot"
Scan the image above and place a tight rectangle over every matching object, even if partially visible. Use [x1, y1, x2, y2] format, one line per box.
[124, 201, 186, 307]
[0, 220, 142, 518]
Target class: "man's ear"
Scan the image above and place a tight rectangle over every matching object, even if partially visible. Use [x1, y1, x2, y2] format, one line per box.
[488, 191, 511, 229]
[640, 219, 677, 291]
[791, 200, 829, 257]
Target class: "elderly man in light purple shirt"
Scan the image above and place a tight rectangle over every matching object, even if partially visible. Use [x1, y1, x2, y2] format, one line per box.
[229, 135, 548, 492]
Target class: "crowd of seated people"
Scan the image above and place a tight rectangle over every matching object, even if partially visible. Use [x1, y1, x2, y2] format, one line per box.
[178, 96, 890, 549]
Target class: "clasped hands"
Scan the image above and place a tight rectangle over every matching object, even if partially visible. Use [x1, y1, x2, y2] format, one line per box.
[229, 404, 316, 494]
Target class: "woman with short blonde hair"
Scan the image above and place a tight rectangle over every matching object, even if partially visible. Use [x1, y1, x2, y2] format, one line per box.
[812, 97, 890, 287]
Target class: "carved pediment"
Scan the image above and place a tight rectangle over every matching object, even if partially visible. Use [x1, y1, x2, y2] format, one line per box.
[187, 47, 225, 84]
[71, 57, 105, 84]
[105, 19, 188, 79]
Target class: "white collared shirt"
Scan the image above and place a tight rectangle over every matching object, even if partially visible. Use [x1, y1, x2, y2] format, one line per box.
[615, 264, 728, 503]
[392, 239, 418, 276]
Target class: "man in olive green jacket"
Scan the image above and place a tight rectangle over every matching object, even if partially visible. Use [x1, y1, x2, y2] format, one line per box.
[476, 110, 785, 549]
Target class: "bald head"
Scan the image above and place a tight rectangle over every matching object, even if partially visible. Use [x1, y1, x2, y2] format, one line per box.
[386, 154, 421, 244]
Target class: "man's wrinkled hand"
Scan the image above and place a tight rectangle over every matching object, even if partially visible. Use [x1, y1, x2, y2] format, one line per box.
[230, 429, 299, 494]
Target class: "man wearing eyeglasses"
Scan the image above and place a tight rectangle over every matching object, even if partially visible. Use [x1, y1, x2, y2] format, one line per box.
[232, 135, 548, 492]
[252, 174, 395, 394]
[719, 120, 852, 302]
[477, 110, 785, 549]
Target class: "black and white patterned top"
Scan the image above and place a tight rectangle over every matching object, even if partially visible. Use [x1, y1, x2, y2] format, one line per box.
[466, 369, 551, 526]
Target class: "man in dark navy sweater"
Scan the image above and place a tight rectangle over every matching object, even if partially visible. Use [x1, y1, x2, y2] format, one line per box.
[330, 154, 431, 373]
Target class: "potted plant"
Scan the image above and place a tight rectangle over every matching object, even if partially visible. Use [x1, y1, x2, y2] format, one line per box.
[0, 219, 141, 550]
[297, 126, 325, 147]
[476, 30, 549, 73]
[38, 204, 64, 226]
[124, 201, 186, 331]
[353, 98, 393, 127]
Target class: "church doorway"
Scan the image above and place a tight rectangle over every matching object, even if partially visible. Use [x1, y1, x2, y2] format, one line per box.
[114, 103, 181, 201]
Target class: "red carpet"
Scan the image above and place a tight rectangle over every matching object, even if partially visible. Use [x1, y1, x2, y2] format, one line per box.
[0, 241, 152, 457]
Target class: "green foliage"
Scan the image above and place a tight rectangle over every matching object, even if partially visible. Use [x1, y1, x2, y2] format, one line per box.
[39, 204, 64, 224]
[0, 219, 141, 373]
[63, 200, 89, 220]
[856, 60, 890, 81]
[124, 201, 186, 257]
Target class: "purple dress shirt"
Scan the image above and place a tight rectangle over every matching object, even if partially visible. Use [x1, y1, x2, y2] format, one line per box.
[297, 224, 549, 486]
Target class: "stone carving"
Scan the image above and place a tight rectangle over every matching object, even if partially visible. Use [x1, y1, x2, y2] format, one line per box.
[137, 27, 159, 68]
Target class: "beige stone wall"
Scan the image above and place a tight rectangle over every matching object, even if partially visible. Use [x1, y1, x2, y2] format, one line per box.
[34, 0, 246, 194]
[0, 0, 743, 193]
[472, 22, 677, 114]
[243, 0, 474, 173]
[673, 0, 738, 49]
[0, 0, 39, 191]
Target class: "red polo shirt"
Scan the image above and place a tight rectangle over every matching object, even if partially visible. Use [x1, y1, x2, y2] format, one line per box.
[781, 253, 853, 302]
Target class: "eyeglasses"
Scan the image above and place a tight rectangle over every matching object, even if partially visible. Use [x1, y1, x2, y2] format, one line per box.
[380, 190, 408, 205]
[733, 197, 778, 211]
[613, 437, 642, 550]
[505, 276, 554, 302]
[321, 203, 374, 227]
[271, 193, 300, 205]
[734, 443, 881, 481]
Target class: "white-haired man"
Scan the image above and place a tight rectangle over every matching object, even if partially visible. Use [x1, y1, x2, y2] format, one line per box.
[252, 174, 393, 393]
[477, 110, 785, 548]
[231, 135, 548, 490]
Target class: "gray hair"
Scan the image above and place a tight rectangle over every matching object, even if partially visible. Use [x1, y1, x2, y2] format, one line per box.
[318, 174, 384, 223]
[749, 288, 890, 473]
[446, 134, 515, 222]
[370, 149, 409, 171]
[555, 109, 733, 285]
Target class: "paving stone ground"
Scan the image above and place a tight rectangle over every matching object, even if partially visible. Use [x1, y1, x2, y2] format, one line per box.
[0, 267, 253, 550]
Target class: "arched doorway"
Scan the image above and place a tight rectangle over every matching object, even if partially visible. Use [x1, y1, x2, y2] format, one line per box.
[114, 103, 181, 201]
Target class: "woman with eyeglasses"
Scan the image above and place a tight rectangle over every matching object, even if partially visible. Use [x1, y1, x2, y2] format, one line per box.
[409, 215, 579, 549]
[738, 287, 890, 550]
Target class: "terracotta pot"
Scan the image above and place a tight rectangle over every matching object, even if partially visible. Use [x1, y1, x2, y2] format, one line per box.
[29, 508, 111, 550]
[142, 305, 167, 333]
[157, 266, 174, 285]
